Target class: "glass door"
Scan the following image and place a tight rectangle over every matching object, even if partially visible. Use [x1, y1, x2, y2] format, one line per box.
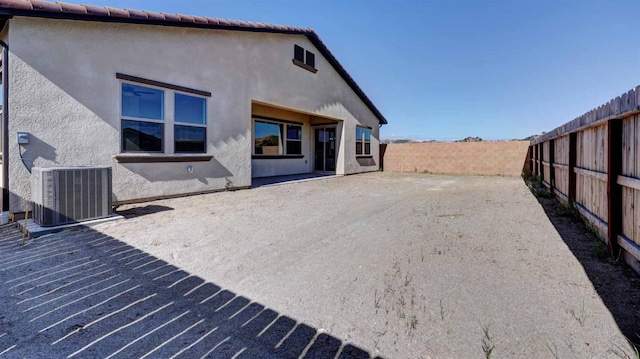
[314, 127, 336, 172]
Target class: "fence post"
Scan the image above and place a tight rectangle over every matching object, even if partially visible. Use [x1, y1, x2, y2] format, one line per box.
[549, 139, 555, 190]
[568, 133, 577, 204]
[607, 119, 623, 255]
[533, 145, 538, 177]
[539, 143, 544, 183]
[379, 144, 387, 171]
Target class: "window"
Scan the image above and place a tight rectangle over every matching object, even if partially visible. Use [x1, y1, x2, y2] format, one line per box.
[254, 119, 303, 156]
[294, 45, 305, 63]
[121, 83, 164, 152]
[254, 121, 282, 155]
[174, 93, 206, 153]
[120, 80, 208, 154]
[305, 51, 315, 68]
[292, 44, 317, 73]
[286, 125, 302, 155]
[356, 127, 371, 156]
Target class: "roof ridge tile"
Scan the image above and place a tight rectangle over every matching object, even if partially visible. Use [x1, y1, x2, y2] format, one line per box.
[30, 0, 59, 11]
[82, 4, 108, 16]
[176, 14, 195, 23]
[56, 1, 86, 14]
[104, 6, 128, 18]
[125, 8, 147, 19]
[159, 12, 179, 22]
[141, 10, 164, 21]
[0, 0, 31, 10]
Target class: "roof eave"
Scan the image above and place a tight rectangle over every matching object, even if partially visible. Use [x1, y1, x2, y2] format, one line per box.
[0, 9, 308, 34]
[307, 33, 387, 125]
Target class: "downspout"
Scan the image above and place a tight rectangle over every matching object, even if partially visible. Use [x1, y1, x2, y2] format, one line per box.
[0, 39, 8, 212]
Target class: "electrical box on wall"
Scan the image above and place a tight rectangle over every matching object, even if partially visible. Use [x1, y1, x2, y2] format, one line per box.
[17, 132, 29, 144]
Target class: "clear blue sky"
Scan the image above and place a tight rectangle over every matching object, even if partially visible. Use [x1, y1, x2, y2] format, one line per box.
[65, 0, 640, 141]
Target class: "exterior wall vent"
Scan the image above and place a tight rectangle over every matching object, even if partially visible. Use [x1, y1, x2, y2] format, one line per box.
[32, 166, 112, 227]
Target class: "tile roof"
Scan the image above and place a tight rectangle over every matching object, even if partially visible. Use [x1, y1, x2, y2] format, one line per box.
[0, 0, 387, 124]
[0, 0, 314, 32]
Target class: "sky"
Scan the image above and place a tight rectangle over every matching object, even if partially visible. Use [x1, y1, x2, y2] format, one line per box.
[63, 0, 640, 141]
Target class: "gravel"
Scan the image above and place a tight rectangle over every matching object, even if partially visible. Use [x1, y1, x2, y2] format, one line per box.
[87, 172, 634, 358]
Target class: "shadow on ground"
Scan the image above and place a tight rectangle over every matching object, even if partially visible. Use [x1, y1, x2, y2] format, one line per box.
[116, 205, 174, 219]
[0, 224, 381, 358]
[528, 180, 640, 345]
[251, 173, 336, 188]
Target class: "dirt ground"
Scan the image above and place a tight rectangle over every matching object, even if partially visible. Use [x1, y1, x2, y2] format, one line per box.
[528, 180, 640, 348]
[83, 172, 637, 358]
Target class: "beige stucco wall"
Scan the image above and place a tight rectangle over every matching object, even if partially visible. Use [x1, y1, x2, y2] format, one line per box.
[6, 17, 381, 212]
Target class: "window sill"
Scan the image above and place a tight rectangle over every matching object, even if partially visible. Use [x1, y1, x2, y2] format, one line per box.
[252, 155, 304, 160]
[115, 154, 213, 163]
[356, 155, 373, 158]
[292, 59, 317, 73]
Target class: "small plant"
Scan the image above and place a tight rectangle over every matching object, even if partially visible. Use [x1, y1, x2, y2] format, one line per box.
[481, 324, 495, 359]
[410, 315, 418, 330]
[404, 272, 413, 287]
[374, 289, 381, 313]
[547, 341, 560, 359]
[611, 337, 640, 359]
[534, 187, 553, 198]
[558, 202, 581, 221]
[569, 300, 587, 327]
[583, 219, 599, 236]
[592, 238, 609, 261]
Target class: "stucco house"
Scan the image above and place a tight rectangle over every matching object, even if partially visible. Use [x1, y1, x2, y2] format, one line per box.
[0, 0, 387, 217]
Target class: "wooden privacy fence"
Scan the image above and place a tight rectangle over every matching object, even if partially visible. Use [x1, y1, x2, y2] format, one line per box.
[530, 85, 640, 273]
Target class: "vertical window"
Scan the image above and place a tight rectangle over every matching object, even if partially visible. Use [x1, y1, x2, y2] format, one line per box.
[294, 45, 305, 63]
[286, 125, 302, 155]
[305, 51, 315, 68]
[174, 93, 206, 153]
[121, 83, 164, 152]
[254, 121, 283, 155]
[356, 127, 371, 156]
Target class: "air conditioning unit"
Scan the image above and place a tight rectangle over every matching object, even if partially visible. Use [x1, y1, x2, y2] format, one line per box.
[32, 166, 112, 227]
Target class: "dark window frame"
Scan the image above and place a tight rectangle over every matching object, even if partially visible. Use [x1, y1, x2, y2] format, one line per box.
[285, 124, 302, 155]
[292, 44, 317, 73]
[119, 77, 210, 155]
[120, 82, 165, 153]
[253, 117, 305, 157]
[294, 45, 305, 63]
[174, 92, 208, 154]
[305, 50, 315, 68]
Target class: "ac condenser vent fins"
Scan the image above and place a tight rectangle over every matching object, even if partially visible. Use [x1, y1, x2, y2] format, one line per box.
[32, 166, 112, 227]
